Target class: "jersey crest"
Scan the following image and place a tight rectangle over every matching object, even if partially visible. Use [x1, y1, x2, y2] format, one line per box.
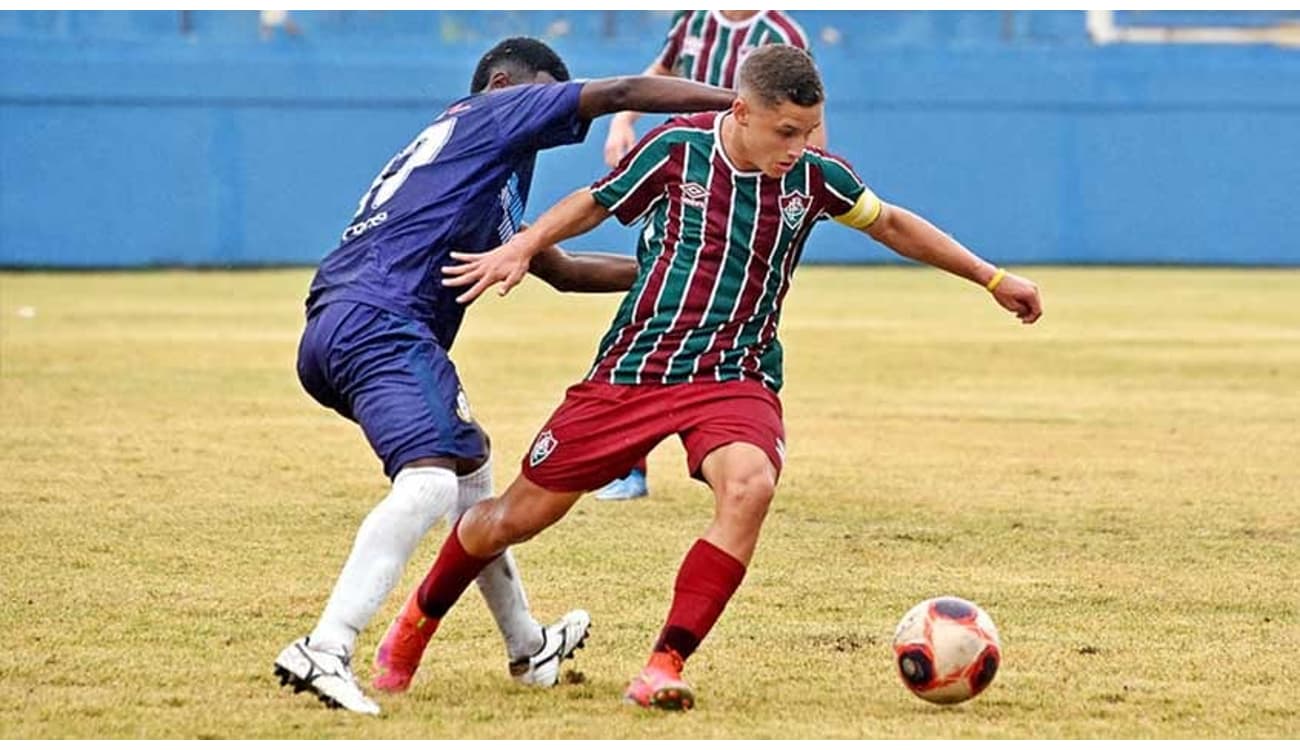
[780, 190, 810, 229]
[529, 430, 558, 467]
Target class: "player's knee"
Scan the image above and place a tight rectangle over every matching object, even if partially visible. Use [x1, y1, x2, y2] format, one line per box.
[715, 472, 776, 521]
[389, 466, 459, 529]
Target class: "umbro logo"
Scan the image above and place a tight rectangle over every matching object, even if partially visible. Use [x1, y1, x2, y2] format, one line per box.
[679, 182, 708, 208]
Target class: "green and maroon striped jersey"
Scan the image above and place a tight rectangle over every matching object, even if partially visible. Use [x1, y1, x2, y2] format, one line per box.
[657, 10, 810, 90]
[587, 111, 881, 393]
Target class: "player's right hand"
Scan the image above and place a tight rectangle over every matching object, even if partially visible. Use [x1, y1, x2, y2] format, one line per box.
[603, 119, 638, 168]
[442, 243, 532, 304]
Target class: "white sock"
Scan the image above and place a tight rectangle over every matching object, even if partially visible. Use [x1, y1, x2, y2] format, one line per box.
[452, 460, 543, 661]
[310, 466, 458, 653]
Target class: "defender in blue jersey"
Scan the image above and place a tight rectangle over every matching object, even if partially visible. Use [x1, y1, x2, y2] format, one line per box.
[273, 38, 735, 716]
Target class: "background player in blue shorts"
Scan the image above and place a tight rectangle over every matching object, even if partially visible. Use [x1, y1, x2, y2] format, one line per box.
[272, 37, 735, 716]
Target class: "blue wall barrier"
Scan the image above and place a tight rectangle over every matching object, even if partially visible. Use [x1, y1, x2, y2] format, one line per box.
[2, 10, 1299, 267]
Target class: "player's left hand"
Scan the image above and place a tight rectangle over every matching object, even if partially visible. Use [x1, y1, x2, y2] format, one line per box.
[442, 243, 532, 304]
[991, 272, 1043, 324]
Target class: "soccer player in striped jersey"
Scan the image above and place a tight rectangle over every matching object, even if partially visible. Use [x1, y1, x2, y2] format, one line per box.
[377, 45, 1043, 711]
[600, 10, 819, 500]
[272, 37, 735, 716]
[606, 11, 814, 169]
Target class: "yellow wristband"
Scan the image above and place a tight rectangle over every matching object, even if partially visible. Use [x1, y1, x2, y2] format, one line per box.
[985, 268, 1007, 292]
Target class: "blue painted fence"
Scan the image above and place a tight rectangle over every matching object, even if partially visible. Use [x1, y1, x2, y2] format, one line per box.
[2, 10, 1298, 267]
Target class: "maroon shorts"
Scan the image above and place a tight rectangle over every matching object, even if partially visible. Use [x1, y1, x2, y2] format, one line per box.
[521, 379, 785, 493]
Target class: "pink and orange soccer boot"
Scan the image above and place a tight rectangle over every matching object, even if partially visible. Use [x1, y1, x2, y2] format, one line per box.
[372, 590, 438, 693]
[623, 648, 695, 711]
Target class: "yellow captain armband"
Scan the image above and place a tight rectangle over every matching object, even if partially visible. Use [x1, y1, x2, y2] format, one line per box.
[986, 268, 1007, 292]
[833, 189, 882, 230]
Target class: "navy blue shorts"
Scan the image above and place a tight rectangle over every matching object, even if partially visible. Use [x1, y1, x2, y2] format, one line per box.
[297, 301, 486, 478]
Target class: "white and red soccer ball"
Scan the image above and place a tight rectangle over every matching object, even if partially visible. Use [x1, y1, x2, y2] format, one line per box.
[893, 596, 1001, 704]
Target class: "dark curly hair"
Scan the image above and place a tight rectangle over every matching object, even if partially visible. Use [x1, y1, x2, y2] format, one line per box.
[470, 37, 571, 94]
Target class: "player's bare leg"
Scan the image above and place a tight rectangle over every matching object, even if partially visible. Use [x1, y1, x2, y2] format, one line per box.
[625, 442, 776, 711]
[462, 475, 584, 555]
[697, 443, 777, 567]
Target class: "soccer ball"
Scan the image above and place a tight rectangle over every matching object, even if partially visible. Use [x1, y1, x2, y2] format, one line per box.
[892, 596, 1001, 705]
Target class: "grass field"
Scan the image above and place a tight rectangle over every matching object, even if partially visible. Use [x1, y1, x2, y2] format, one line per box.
[1, 266, 1297, 739]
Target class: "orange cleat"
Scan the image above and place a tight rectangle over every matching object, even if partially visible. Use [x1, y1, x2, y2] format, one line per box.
[372, 589, 439, 693]
[623, 649, 695, 711]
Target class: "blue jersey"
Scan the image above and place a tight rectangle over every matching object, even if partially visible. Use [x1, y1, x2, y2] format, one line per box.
[306, 82, 590, 348]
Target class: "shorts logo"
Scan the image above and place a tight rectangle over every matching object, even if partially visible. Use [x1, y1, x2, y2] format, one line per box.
[779, 191, 809, 229]
[679, 182, 708, 208]
[775, 437, 787, 465]
[529, 430, 558, 467]
[455, 389, 473, 423]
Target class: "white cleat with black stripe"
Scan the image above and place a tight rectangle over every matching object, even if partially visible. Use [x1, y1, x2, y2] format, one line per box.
[274, 637, 381, 716]
[509, 609, 592, 687]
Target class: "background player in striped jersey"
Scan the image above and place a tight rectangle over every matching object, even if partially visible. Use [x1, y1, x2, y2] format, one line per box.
[376, 45, 1042, 711]
[272, 37, 736, 716]
[605, 10, 816, 168]
[598, 9, 821, 501]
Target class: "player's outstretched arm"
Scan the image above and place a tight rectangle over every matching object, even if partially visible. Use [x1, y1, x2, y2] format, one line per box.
[864, 203, 1043, 324]
[578, 76, 733, 122]
[529, 245, 637, 293]
[443, 189, 612, 303]
[603, 61, 676, 167]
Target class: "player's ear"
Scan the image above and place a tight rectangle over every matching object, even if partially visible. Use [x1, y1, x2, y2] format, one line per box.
[487, 70, 512, 90]
[732, 97, 749, 126]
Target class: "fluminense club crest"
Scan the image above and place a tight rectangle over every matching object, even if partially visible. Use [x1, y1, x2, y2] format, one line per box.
[779, 190, 809, 229]
[529, 430, 558, 467]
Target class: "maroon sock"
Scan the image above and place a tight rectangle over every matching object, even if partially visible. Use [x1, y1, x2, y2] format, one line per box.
[415, 520, 499, 619]
[653, 539, 747, 660]
[634, 458, 648, 474]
